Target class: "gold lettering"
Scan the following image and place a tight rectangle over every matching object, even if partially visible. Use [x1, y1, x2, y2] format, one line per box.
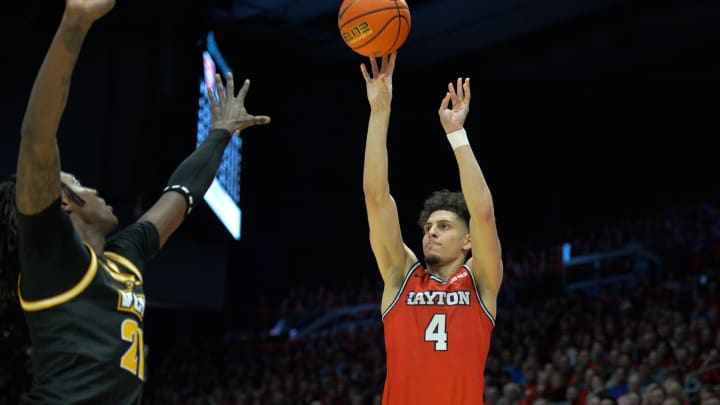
[342, 21, 372, 44]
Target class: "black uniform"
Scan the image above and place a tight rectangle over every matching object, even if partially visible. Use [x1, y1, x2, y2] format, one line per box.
[17, 200, 159, 405]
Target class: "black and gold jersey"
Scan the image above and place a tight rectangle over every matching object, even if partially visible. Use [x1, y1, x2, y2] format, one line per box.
[17, 200, 158, 405]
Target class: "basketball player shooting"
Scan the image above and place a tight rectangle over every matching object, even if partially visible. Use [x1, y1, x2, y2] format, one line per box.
[0, 0, 269, 403]
[360, 52, 503, 404]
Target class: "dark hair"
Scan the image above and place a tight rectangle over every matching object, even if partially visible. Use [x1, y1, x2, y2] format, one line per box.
[0, 178, 18, 301]
[61, 181, 86, 206]
[417, 189, 469, 229]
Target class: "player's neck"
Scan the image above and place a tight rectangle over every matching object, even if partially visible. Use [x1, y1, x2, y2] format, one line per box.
[85, 237, 107, 260]
[69, 217, 108, 256]
[75, 229, 106, 259]
[426, 257, 465, 281]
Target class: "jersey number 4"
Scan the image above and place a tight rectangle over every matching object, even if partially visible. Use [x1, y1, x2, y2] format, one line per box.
[424, 313, 448, 351]
[120, 319, 145, 380]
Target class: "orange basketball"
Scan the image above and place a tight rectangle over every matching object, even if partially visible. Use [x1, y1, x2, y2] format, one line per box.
[338, 0, 411, 57]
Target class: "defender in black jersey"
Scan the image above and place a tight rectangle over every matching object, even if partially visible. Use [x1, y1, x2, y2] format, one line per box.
[0, 1, 270, 403]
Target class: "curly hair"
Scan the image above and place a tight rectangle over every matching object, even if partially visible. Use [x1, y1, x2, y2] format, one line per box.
[417, 189, 470, 229]
[0, 177, 18, 302]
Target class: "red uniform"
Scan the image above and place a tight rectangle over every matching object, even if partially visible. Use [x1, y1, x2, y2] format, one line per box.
[382, 262, 495, 404]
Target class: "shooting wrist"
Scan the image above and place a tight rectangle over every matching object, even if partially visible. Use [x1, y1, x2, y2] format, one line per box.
[60, 13, 95, 32]
[369, 103, 391, 115]
[446, 128, 469, 150]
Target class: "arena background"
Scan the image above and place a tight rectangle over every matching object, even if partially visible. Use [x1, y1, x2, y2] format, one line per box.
[0, 0, 719, 336]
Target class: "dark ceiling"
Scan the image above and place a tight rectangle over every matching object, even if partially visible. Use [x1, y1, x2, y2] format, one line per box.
[206, 0, 720, 74]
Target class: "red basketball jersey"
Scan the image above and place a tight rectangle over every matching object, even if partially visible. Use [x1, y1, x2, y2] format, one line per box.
[382, 262, 495, 405]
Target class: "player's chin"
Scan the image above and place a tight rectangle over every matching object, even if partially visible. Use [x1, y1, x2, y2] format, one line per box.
[103, 214, 120, 233]
[425, 254, 441, 266]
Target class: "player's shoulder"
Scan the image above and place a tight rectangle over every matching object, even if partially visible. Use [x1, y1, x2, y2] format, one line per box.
[107, 221, 158, 246]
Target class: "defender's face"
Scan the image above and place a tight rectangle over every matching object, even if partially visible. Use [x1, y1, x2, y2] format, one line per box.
[61, 172, 119, 233]
[421, 210, 470, 266]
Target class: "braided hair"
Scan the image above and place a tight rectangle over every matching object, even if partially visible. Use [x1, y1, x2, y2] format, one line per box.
[0, 177, 18, 301]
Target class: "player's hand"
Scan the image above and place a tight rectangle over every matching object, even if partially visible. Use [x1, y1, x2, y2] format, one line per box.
[361, 52, 397, 111]
[208, 72, 271, 135]
[438, 77, 470, 134]
[65, 0, 115, 24]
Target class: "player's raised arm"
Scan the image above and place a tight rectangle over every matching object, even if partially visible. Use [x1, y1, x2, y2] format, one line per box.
[438, 77, 503, 318]
[16, 0, 115, 215]
[138, 73, 270, 248]
[361, 52, 416, 293]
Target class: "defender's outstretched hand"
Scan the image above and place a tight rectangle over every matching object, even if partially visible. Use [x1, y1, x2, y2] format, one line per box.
[438, 77, 471, 134]
[208, 72, 271, 135]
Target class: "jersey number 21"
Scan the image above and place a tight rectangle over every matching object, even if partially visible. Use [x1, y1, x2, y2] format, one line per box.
[120, 319, 145, 380]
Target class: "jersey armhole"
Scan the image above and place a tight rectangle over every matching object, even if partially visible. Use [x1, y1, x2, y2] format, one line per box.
[382, 262, 422, 320]
[19, 242, 99, 312]
[464, 265, 496, 326]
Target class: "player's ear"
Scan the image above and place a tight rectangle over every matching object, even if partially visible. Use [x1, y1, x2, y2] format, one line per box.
[463, 234, 471, 251]
[60, 190, 73, 214]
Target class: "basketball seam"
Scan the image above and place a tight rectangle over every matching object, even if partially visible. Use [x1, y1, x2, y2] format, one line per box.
[352, 16, 409, 55]
[338, 6, 409, 30]
[381, 6, 405, 56]
[338, 0, 363, 21]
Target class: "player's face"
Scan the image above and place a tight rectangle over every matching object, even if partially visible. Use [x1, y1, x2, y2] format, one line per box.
[421, 210, 470, 266]
[61, 172, 119, 234]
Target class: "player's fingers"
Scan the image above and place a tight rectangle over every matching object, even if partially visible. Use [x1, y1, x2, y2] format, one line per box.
[464, 78, 471, 103]
[448, 82, 457, 100]
[456, 77, 463, 99]
[360, 63, 371, 82]
[207, 86, 217, 109]
[387, 51, 397, 74]
[216, 73, 226, 104]
[225, 72, 235, 99]
[237, 78, 250, 102]
[438, 92, 451, 113]
[253, 115, 271, 125]
[370, 56, 379, 78]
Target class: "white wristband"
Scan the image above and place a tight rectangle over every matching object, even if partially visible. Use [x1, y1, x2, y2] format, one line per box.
[446, 128, 469, 150]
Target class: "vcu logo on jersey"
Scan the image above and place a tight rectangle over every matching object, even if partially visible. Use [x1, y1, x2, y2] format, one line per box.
[117, 289, 146, 320]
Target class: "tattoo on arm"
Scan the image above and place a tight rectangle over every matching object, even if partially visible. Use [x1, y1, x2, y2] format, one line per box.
[14, 20, 88, 215]
[16, 146, 61, 214]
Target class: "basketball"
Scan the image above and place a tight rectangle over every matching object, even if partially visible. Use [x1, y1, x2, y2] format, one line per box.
[338, 0, 411, 57]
